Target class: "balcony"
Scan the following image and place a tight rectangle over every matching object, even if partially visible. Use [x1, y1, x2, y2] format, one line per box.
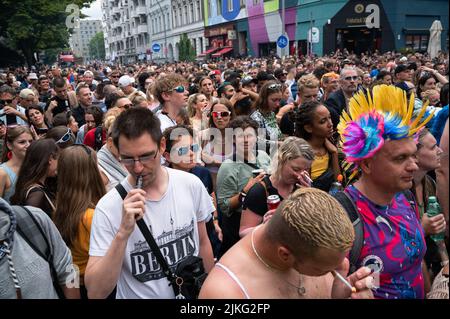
[137, 24, 148, 34]
[136, 5, 146, 15]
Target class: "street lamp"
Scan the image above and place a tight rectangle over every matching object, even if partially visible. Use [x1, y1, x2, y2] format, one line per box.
[154, 1, 168, 62]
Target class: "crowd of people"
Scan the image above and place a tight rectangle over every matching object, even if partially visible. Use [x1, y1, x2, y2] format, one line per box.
[0, 48, 448, 299]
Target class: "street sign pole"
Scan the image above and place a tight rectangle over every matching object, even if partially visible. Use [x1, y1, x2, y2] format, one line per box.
[281, 0, 286, 59]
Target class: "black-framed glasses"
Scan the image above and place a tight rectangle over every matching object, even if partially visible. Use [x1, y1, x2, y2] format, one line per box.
[55, 128, 73, 144]
[344, 76, 359, 81]
[120, 149, 159, 166]
[212, 111, 231, 118]
[169, 85, 186, 93]
[267, 83, 281, 90]
[0, 99, 14, 105]
[174, 144, 199, 156]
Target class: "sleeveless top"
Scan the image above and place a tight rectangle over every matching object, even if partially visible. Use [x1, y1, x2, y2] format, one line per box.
[215, 263, 251, 299]
[0, 163, 17, 203]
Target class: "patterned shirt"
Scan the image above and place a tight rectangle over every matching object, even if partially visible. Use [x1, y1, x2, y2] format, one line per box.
[345, 185, 426, 299]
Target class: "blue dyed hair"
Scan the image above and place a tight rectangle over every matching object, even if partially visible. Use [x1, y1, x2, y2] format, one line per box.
[382, 113, 409, 140]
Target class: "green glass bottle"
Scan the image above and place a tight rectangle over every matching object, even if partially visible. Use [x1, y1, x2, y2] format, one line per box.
[427, 196, 445, 242]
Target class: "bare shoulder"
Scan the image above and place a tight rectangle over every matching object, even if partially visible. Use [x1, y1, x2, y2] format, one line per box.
[199, 264, 248, 299]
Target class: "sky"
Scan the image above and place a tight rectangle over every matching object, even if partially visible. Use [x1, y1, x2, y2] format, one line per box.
[81, 0, 102, 20]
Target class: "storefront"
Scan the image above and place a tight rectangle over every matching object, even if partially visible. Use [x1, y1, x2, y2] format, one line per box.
[323, 0, 395, 55]
[204, 23, 236, 58]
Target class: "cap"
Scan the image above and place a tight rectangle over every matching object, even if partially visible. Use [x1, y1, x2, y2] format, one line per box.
[399, 56, 408, 63]
[209, 70, 221, 76]
[118, 75, 135, 87]
[28, 73, 38, 80]
[394, 64, 415, 75]
[19, 88, 36, 99]
[241, 76, 258, 86]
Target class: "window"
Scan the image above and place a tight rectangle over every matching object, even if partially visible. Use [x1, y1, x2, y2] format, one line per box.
[405, 34, 429, 52]
[228, 0, 233, 12]
[240, 0, 245, 8]
[197, 1, 201, 21]
[190, 3, 194, 23]
[184, 6, 188, 25]
[253, 0, 259, 5]
[173, 8, 177, 27]
[217, 0, 222, 16]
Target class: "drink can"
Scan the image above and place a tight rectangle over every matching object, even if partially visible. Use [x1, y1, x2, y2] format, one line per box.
[252, 169, 264, 177]
[267, 195, 281, 211]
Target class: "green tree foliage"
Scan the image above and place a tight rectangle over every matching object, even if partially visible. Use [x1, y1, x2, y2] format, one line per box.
[0, 0, 95, 66]
[178, 33, 196, 62]
[88, 32, 106, 60]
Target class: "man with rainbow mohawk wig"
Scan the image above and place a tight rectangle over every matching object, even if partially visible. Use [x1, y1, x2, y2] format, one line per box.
[336, 85, 434, 299]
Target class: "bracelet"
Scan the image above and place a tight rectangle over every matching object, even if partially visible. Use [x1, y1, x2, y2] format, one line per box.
[238, 191, 247, 203]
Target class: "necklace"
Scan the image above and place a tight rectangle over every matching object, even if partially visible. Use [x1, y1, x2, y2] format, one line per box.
[251, 227, 306, 296]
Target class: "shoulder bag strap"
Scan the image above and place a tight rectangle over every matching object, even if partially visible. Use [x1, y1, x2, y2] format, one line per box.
[333, 191, 363, 274]
[114, 184, 176, 282]
[13, 205, 65, 299]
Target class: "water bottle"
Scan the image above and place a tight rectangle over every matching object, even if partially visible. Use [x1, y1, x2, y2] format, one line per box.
[329, 174, 344, 196]
[427, 196, 445, 242]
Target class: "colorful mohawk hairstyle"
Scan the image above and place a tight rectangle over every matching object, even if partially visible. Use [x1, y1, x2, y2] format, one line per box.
[338, 85, 434, 166]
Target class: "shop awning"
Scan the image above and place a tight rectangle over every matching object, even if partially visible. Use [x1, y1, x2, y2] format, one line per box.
[211, 47, 233, 57]
[198, 47, 218, 57]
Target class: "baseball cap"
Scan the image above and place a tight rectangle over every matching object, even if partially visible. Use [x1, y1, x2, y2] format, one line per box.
[28, 73, 38, 80]
[118, 75, 135, 87]
[394, 64, 415, 75]
[241, 76, 258, 86]
[209, 70, 221, 76]
[19, 88, 36, 99]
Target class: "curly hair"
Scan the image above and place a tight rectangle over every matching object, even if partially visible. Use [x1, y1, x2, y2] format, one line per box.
[297, 74, 320, 94]
[266, 187, 355, 258]
[291, 100, 323, 140]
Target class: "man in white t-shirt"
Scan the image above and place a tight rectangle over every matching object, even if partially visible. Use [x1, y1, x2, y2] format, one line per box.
[152, 74, 189, 133]
[85, 108, 215, 299]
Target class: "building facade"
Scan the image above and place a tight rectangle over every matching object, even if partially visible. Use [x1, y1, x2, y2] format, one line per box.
[101, 0, 448, 61]
[102, 0, 205, 63]
[201, 0, 448, 58]
[69, 19, 103, 61]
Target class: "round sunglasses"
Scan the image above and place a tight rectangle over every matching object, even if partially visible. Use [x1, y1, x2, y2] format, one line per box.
[212, 111, 231, 118]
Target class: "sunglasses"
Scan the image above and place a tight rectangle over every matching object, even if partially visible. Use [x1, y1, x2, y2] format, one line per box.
[344, 76, 359, 81]
[0, 99, 14, 105]
[120, 150, 159, 166]
[267, 83, 282, 90]
[119, 103, 133, 109]
[212, 111, 231, 118]
[169, 85, 186, 93]
[55, 128, 73, 144]
[174, 144, 199, 156]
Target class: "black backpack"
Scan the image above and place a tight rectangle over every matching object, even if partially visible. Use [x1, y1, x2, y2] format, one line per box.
[333, 190, 416, 274]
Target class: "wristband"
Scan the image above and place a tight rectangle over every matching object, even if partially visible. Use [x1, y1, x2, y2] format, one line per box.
[238, 191, 247, 203]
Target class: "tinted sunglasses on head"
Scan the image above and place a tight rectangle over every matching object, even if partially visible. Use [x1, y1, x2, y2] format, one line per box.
[55, 128, 73, 144]
[267, 83, 281, 90]
[175, 144, 199, 156]
[212, 111, 231, 118]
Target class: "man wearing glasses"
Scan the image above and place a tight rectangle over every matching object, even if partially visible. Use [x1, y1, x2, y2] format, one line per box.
[109, 70, 121, 87]
[85, 108, 214, 299]
[0, 85, 28, 127]
[324, 68, 359, 129]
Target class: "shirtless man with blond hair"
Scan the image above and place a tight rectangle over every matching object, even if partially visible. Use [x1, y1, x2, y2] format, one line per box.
[199, 187, 374, 299]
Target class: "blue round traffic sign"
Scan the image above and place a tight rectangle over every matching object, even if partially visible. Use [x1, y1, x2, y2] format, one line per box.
[152, 43, 161, 53]
[276, 35, 288, 49]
